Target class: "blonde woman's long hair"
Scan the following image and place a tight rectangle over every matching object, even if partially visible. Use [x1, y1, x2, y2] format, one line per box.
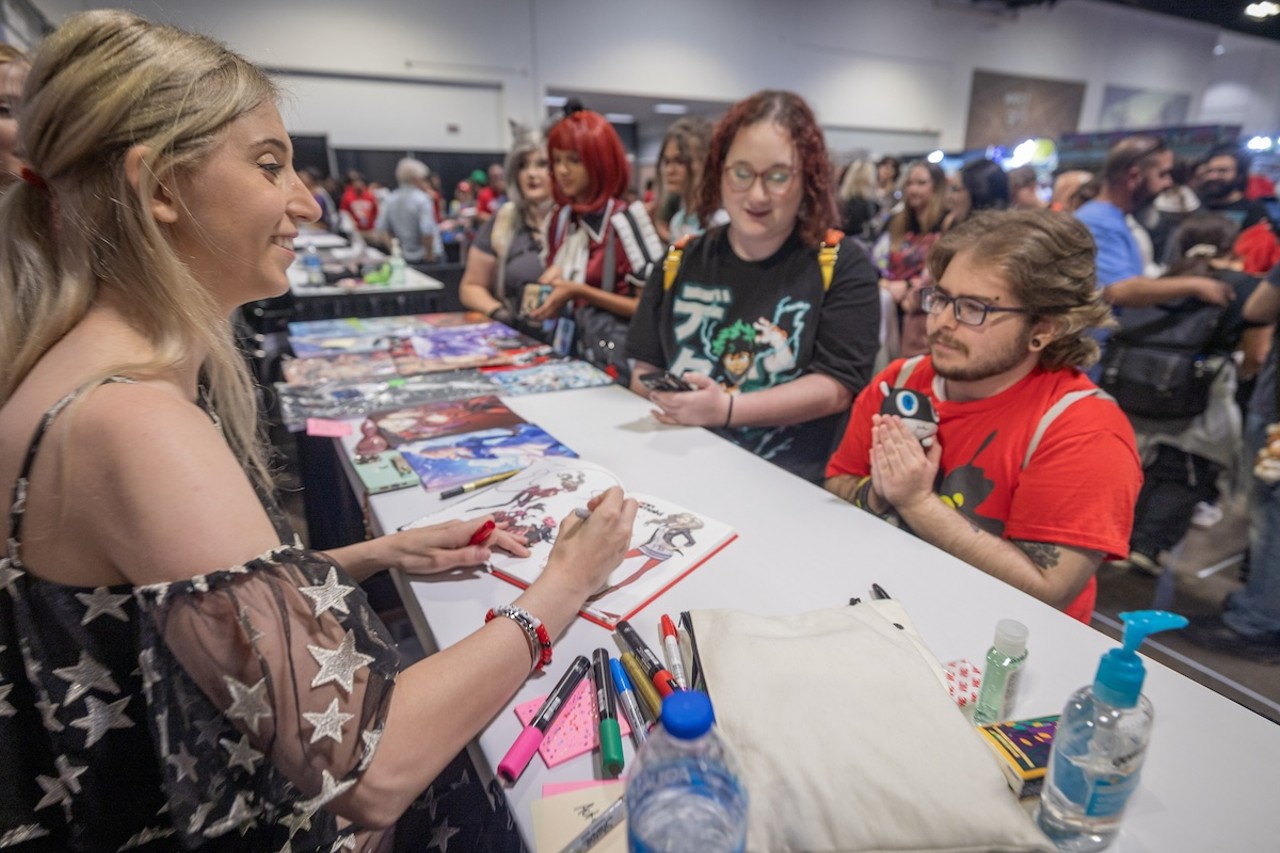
[0, 9, 279, 487]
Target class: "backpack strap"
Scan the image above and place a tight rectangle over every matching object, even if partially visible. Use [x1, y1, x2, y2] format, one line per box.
[663, 234, 695, 291]
[1022, 388, 1100, 470]
[893, 354, 927, 389]
[818, 228, 845, 292]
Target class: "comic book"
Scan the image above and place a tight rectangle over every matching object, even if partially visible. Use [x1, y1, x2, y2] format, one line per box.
[397, 423, 578, 492]
[486, 361, 614, 396]
[274, 370, 499, 431]
[368, 395, 524, 446]
[405, 458, 736, 629]
[976, 715, 1060, 799]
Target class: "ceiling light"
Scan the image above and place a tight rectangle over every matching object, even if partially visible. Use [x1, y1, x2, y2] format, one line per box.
[544, 95, 568, 107]
[653, 103, 688, 115]
[604, 112, 635, 124]
[1247, 135, 1273, 151]
[927, 150, 945, 164]
[1214, 44, 1226, 55]
[1246, 2, 1280, 20]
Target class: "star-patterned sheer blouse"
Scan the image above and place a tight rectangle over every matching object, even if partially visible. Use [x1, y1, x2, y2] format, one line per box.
[1, 380, 400, 851]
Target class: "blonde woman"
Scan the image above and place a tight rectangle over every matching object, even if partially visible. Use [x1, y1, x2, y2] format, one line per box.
[0, 11, 634, 848]
[0, 44, 28, 188]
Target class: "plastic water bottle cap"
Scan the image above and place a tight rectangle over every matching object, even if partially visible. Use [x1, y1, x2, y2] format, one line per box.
[992, 619, 1028, 657]
[659, 691, 715, 740]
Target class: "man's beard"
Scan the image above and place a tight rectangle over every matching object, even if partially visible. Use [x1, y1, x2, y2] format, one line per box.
[1199, 179, 1235, 205]
[929, 325, 1035, 383]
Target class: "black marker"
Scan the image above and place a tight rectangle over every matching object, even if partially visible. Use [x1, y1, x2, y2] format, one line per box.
[614, 620, 679, 697]
[592, 648, 624, 775]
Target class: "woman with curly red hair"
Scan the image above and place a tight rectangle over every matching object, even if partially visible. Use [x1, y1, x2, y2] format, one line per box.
[530, 104, 661, 382]
[627, 90, 881, 482]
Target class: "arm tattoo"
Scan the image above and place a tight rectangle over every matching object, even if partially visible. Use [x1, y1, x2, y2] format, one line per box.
[1013, 540, 1061, 572]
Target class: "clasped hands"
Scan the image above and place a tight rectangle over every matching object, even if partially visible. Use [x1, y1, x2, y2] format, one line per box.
[528, 264, 581, 321]
[869, 413, 942, 514]
[647, 372, 730, 427]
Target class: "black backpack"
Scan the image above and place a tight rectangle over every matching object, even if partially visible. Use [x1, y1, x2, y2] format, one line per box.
[1098, 298, 1226, 420]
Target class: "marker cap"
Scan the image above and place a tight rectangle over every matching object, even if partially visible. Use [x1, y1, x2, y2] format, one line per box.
[599, 718, 624, 775]
[497, 726, 544, 782]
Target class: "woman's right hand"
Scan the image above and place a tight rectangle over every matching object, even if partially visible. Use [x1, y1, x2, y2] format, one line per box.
[538, 487, 637, 601]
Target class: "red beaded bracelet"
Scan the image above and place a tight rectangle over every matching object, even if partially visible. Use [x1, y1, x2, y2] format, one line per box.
[485, 605, 553, 671]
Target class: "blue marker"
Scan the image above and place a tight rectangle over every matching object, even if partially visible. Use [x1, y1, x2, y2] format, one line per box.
[609, 657, 649, 746]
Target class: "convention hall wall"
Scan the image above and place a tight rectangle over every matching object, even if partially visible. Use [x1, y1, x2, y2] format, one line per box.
[37, 0, 1280, 159]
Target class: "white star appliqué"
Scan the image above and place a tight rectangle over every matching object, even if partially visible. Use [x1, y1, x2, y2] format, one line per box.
[299, 566, 356, 617]
[221, 733, 264, 774]
[358, 726, 383, 771]
[186, 801, 215, 835]
[55, 755, 87, 795]
[330, 834, 357, 851]
[69, 694, 134, 747]
[202, 791, 256, 838]
[74, 586, 130, 624]
[34, 698, 62, 732]
[33, 774, 71, 813]
[303, 698, 354, 744]
[166, 744, 199, 783]
[427, 816, 461, 852]
[294, 770, 355, 814]
[222, 675, 272, 735]
[0, 682, 16, 717]
[308, 631, 374, 694]
[53, 650, 120, 705]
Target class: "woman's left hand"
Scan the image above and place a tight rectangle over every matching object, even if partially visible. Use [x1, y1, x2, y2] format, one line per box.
[649, 372, 731, 428]
[529, 279, 581, 321]
[389, 516, 531, 577]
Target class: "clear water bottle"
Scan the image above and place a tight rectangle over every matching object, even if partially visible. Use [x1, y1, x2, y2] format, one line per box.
[388, 238, 407, 287]
[302, 244, 325, 286]
[625, 691, 747, 853]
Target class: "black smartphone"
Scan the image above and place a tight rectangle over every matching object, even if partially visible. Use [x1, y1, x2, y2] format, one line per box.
[638, 371, 693, 392]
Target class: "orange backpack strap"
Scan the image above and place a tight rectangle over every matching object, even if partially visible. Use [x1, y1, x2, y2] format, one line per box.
[818, 229, 844, 292]
[663, 234, 695, 291]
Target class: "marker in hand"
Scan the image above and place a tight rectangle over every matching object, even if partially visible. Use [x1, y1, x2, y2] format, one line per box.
[496, 655, 591, 783]
[468, 519, 496, 547]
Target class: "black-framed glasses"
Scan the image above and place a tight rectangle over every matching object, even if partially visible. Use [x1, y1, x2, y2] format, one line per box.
[723, 162, 797, 195]
[920, 288, 1031, 327]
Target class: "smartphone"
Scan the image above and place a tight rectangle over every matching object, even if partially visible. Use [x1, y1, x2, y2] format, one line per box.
[638, 371, 693, 392]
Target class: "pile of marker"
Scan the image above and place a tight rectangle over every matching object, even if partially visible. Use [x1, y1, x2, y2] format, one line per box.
[496, 613, 700, 784]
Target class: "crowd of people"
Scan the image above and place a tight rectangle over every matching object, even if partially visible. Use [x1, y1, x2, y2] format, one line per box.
[1, 7, 1279, 849]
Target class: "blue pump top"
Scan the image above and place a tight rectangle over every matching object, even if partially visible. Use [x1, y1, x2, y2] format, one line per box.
[1093, 610, 1189, 708]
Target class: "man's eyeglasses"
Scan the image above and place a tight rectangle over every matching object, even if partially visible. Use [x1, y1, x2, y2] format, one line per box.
[723, 162, 797, 195]
[920, 288, 1031, 327]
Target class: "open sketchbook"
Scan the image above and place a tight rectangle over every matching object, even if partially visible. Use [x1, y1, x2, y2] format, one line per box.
[407, 458, 736, 629]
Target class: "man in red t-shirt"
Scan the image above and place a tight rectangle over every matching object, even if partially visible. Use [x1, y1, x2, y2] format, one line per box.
[825, 210, 1141, 623]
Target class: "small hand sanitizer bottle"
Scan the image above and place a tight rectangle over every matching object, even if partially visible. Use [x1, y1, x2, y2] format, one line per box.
[973, 619, 1028, 725]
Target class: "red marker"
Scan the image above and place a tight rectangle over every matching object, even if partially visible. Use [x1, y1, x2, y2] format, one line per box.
[615, 619, 679, 698]
[660, 615, 688, 690]
[468, 519, 496, 546]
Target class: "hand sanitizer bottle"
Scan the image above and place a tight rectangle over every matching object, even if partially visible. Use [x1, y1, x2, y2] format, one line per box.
[972, 619, 1028, 725]
[1035, 610, 1187, 851]
[388, 238, 407, 287]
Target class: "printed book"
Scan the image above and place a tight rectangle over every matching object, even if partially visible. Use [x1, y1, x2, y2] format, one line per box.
[351, 450, 421, 495]
[977, 715, 1060, 799]
[406, 458, 736, 629]
[397, 422, 578, 492]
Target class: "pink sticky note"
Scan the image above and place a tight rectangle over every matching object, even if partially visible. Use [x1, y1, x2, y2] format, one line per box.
[542, 779, 626, 798]
[306, 418, 353, 437]
[515, 679, 633, 767]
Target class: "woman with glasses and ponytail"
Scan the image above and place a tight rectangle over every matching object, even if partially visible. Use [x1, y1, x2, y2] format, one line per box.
[627, 89, 881, 483]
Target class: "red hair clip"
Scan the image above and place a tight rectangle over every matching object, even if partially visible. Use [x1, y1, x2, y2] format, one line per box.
[20, 167, 48, 192]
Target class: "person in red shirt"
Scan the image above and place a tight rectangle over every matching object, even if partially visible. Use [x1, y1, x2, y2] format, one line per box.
[339, 170, 379, 234]
[825, 209, 1142, 623]
[475, 163, 506, 223]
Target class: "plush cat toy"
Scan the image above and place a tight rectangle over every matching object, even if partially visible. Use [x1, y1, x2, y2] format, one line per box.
[879, 382, 939, 448]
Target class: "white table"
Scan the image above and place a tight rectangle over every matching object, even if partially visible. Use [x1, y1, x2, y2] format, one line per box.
[347, 384, 1280, 852]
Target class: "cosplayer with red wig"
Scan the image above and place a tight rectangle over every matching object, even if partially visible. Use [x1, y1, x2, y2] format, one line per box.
[626, 90, 882, 483]
[530, 102, 662, 383]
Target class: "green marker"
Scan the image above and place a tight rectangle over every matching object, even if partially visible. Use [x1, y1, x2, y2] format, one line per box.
[592, 648, 625, 776]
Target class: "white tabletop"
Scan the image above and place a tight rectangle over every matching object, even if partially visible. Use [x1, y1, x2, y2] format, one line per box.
[288, 247, 443, 298]
[349, 384, 1280, 852]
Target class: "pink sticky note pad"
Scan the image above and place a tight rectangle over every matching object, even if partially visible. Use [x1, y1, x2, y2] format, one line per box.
[542, 779, 626, 798]
[515, 679, 632, 767]
[306, 418, 353, 437]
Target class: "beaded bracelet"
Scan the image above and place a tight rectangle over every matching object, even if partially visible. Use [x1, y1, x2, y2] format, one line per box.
[485, 605, 553, 671]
